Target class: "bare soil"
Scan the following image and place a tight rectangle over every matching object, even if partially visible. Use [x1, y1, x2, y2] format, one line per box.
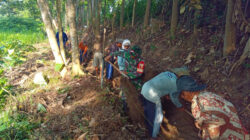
[6, 24, 249, 140]
[112, 25, 250, 138]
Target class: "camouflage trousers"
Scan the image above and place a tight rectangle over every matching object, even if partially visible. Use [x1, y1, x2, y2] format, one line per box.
[131, 78, 142, 91]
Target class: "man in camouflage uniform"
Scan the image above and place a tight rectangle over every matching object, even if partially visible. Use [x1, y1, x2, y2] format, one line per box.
[105, 45, 144, 90]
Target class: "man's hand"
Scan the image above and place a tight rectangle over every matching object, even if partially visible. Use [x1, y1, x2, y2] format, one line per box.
[104, 48, 110, 53]
[165, 95, 170, 100]
[105, 56, 111, 61]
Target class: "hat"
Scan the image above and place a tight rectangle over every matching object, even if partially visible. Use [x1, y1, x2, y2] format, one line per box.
[172, 76, 206, 105]
[130, 45, 142, 56]
[115, 39, 123, 43]
[177, 75, 206, 92]
[122, 39, 131, 49]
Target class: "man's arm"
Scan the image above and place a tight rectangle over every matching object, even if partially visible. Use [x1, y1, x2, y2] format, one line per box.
[127, 71, 143, 79]
[63, 33, 68, 42]
[109, 51, 125, 57]
[83, 47, 88, 55]
[169, 92, 183, 108]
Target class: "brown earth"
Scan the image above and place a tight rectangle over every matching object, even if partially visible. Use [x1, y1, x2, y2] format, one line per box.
[108, 25, 249, 138]
[6, 23, 249, 140]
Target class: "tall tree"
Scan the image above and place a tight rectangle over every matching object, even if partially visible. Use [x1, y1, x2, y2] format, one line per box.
[144, 0, 151, 27]
[56, 0, 67, 64]
[66, 0, 84, 75]
[223, 0, 236, 56]
[170, 0, 178, 38]
[95, 0, 101, 40]
[81, 0, 85, 27]
[120, 0, 125, 31]
[88, 0, 93, 30]
[87, 0, 89, 27]
[112, 8, 117, 39]
[103, 0, 107, 26]
[37, 0, 64, 65]
[65, 1, 68, 29]
[93, 0, 101, 52]
[132, 0, 137, 27]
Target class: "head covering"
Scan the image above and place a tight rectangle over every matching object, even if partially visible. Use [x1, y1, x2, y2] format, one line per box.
[174, 75, 206, 102]
[130, 45, 142, 57]
[115, 39, 123, 44]
[122, 39, 131, 49]
[177, 75, 206, 92]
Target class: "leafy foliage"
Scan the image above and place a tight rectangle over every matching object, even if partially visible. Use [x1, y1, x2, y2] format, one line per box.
[0, 17, 45, 110]
[0, 112, 39, 139]
[0, 17, 44, 33]
[0, 0, 40, 19]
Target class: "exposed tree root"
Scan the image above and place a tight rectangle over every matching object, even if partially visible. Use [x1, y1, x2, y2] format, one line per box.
[230, 37, 250, 75]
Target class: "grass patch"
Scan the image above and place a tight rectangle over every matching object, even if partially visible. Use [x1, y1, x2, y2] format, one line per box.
[0, 112, 40, 139]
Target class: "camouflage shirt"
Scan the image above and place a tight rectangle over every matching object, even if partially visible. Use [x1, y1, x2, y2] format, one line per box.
[110, 50, 144, 79]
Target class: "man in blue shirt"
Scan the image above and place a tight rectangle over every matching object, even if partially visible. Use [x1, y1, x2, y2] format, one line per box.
[141, 72, 205, 139]
[56, 28, 68, 49]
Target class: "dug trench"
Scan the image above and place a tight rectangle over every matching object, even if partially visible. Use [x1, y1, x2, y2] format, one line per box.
[113, 67, 200, 140]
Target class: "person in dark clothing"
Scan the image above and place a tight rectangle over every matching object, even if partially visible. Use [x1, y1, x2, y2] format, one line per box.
[104, 39, 123, 80]
[56, 28, 68, 49]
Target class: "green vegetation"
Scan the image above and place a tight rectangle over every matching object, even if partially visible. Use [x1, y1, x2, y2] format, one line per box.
[0, 17, 45, 110]
[0, 112, 40, 139]
[0, 17, 46, 140]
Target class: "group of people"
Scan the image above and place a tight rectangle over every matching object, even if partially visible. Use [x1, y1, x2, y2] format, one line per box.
[56, 31, 249, 140]
[142, 73, 249, 140]
[56, 29, 89, 66]
[103, 39, 249, 140]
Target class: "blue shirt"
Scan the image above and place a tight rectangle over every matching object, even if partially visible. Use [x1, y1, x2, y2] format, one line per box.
[117, 49, 126, 71]
[56, 32, 68, 47]
[141, 71, 182, 108]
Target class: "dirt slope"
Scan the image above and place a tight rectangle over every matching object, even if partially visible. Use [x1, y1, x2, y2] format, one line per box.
[112, 25, 250, 135]
[6, 42, 148, 140]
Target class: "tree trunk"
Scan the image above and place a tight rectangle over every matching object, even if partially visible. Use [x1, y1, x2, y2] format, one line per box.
[93, 0, 100, 37]
[49, 0, 58, 31]
[56, 0, 67, 65]
[81, 0, 85, 27]
[144, 0, 151, 28]
[88, 0, 93, 30]
[230, 37, 250, 74]
[95, 0, 101, 40]
[37, 0, 64, 64]
[103, 0, 106, 26]
[112, 10, 116, 39]
[65, 2, 68, 29]
[170, 0, 178, 38]
[223, 0, 236, 56]
[132, 0, 137, 27]
[87, 1, 89, 27]
[120, 0, 125, 31]
[92, 0, 96, 31]
[94, 0, 101, 51]
[67, 0, 84, 75]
